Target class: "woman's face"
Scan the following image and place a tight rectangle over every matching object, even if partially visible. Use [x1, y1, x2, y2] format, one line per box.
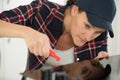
[64, 5, 105, 47]
[62, 60, 105, 80]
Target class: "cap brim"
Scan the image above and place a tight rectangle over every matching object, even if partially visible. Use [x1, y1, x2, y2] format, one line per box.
[86, 12, 114, 38]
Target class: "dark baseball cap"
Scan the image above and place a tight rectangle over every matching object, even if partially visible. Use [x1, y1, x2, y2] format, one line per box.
[75, 0, 116, 38]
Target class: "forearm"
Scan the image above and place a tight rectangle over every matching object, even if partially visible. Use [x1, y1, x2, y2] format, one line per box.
[0, 20, 33, 39]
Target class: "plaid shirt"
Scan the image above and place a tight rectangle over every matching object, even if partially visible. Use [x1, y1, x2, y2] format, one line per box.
[0, 0, 107, 70]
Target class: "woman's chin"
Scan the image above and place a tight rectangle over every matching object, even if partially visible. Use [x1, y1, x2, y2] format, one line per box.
[75, 42, 86, 47]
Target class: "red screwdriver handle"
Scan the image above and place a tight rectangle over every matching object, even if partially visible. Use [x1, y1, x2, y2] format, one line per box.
[49, 49, 60, 61]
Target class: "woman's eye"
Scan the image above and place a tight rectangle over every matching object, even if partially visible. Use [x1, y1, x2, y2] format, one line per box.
[85, 24, 91, 29]
[95, 31, 103, 34]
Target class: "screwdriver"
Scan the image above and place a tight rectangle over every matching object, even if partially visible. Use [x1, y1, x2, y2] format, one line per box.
[49, 49, 60, 61]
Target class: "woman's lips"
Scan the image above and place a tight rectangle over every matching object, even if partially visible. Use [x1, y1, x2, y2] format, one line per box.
[79, 36, 87, 43]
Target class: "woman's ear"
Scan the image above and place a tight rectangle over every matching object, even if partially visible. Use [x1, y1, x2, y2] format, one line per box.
[70, 5, 79, 16]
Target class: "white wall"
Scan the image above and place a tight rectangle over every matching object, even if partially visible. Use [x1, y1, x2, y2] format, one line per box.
[0, 0, 3, 12]
[49, 0, 67, 5]
[108, 0, 120, 56]
[2, 0, 32, 10]
[0, 0, 33, 80]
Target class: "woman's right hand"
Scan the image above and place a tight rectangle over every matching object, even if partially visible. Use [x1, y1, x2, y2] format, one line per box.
[23, 28, 52, 58]
[0, 20, 52, 58]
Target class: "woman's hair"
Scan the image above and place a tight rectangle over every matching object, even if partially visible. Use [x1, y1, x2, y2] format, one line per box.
[66, 0, 76, 7]
[66, 0, 83, 13]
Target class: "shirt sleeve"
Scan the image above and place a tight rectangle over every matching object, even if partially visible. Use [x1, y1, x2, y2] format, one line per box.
[94, 31, 108, 53]
[0, 0, 43, 25]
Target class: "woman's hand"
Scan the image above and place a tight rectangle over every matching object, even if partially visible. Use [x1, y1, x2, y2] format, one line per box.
[23, 28, 52, 58]
[0, 20, 52, 58]
[94, 51, 109, 60]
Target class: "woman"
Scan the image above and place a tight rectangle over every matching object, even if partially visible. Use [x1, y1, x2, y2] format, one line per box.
[0, 0, 116, 70]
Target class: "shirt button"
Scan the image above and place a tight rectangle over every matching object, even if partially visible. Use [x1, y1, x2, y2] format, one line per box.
[77, 58, 79, 61]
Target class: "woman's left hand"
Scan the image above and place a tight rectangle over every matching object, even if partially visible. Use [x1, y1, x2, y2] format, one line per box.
[94, 51, 109, 60]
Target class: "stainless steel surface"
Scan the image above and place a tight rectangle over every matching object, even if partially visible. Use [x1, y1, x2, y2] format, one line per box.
[22, 55, 120, 80]
[100, 55, 120, 80]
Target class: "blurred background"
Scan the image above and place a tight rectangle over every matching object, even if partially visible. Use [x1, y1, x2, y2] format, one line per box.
[0, 0, 120, 80]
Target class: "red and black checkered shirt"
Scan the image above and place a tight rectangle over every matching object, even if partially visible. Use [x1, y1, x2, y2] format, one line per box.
[0, 0, 107, 70]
